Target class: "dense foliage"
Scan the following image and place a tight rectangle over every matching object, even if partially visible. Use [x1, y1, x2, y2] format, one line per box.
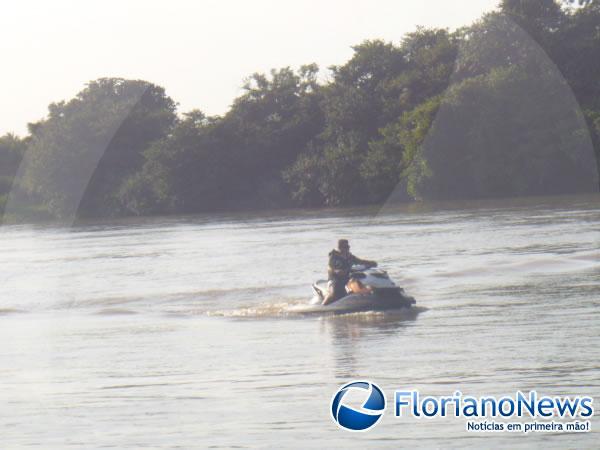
[1, 0, 599, 220]
[0, 134, 26, 216]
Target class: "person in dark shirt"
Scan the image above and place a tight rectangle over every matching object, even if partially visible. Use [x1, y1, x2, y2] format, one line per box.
[322, 239, 377, 305]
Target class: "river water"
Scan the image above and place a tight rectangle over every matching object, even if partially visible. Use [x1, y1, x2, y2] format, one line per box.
[1, 194, 599, 448]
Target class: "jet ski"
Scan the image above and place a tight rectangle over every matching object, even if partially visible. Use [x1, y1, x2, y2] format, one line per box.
[309, 265, 416, 312]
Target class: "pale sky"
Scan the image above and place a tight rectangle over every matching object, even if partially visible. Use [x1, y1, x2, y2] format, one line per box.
[0, 0, 498, 136]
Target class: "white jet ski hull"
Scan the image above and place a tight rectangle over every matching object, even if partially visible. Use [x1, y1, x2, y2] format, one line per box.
[307, 266, 416, 313]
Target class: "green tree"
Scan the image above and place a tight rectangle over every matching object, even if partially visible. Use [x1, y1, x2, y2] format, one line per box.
[223, 65, 325, 209]
[409, 67, 597, 199]
[19, 78, 176, 219]
[0, 134, 26, 215]
[118, 111, 231, 215]
[120, 65, 325, 215]
[286, 34, 457, 205]
[366, 97, 441, 201]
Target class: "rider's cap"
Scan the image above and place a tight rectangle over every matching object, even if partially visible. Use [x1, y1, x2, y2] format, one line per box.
[338, 239, 349, 249]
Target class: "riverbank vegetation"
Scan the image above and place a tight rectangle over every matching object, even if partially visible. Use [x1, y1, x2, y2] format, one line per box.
[1, 0, 599, 221]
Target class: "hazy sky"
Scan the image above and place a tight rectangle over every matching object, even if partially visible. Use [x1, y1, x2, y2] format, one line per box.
[1, 0, 498, 135]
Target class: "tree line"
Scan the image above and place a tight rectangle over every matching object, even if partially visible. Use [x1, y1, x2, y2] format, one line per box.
[1, 0, 599, 221]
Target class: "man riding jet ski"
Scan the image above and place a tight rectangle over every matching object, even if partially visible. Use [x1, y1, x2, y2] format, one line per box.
[322, 239, 377, 305]
[312, 238, 414, 310]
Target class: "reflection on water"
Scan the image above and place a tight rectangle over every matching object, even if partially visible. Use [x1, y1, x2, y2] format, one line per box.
[320, 310, 424, 379]
[322, 309, 423, 341]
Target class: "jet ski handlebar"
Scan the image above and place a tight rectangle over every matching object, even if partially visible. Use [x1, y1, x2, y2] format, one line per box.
[350, 262, 377, 272]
